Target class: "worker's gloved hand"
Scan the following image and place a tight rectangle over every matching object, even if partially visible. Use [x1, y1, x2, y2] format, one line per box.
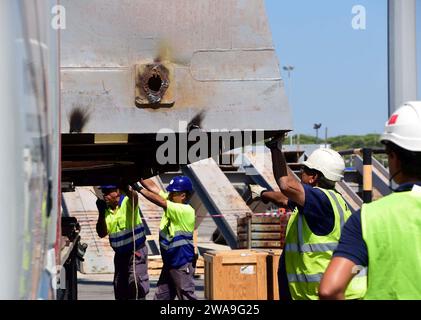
[118, 181, 138, 195]
[265, 132, 287, 150]
[249, 184, 268, 202]
[96, 199, 107, 214]
[130, 181, 144, 192]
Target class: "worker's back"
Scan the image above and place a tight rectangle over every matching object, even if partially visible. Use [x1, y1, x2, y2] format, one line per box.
[361, 188, 421, 299]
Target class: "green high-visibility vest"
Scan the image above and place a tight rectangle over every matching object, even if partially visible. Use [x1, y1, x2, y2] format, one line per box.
[285, 187, 367, 300]
[158, 191, 196, 268]
[361, 189, 421, 299]
[105, 196, 146, 254]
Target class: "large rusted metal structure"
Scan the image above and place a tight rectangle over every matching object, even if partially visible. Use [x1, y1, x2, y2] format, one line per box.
[0, 0, 293, 300]
[60, 0, 293, 186]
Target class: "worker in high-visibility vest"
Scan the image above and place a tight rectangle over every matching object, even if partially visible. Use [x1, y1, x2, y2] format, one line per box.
[264, 135, 367, 300]
[137, 176, 197, 300]
[320, 101, 421, 300]
[95, 185, 149, 300]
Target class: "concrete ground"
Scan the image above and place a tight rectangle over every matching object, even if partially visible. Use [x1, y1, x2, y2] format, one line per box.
[77, 272, 205, 300]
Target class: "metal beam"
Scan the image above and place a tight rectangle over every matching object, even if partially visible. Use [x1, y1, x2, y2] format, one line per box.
[243, 152, 279, 191]
[161, 170, 255, 186]
[372, 156, 390, 180]
[182, 159, 253, 249]
[336, 181, 362, 214]
[61, 194, 70, 218]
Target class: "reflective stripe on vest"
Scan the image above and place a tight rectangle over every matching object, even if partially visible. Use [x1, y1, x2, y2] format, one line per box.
[288, 190, 345, 254]
[287, 267, 368, 283]
[284, 242, 338, 253]
[285, 187, 367, 300]
[109, 224, 145, 249]
[159, 230, 194, 250]
[328, 190, 345, 228]
[159, 230, 193, 243]
[160, 239, 194, 251]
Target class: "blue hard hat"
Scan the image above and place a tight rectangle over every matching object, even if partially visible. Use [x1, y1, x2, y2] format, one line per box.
[166, 176, 193, 192]
[99, 185, 118, 190]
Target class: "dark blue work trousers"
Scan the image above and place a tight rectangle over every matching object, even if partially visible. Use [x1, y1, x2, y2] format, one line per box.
[113, 245, 149, 300]
[154, 262, 197, 300]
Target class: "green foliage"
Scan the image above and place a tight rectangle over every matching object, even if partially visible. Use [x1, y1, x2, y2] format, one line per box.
[288, 133, 388, 167]
[288, 134, 383, 152]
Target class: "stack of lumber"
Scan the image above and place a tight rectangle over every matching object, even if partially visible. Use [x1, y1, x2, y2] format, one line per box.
[237, 214, 290, 249]
[148, 255, 205, 276]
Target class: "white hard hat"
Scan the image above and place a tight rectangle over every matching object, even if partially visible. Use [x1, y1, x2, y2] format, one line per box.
[302, 148, 345, 182]
[380, 101, 421, 152]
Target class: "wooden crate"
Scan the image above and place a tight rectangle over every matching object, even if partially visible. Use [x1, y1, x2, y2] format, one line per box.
[253, 249, 282, 300]
[237, 215, 290, 249]
[204, 250, 268, 300]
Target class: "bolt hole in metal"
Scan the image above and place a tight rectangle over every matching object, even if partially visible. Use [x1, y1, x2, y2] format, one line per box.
[148, 74, 162, 92]
[136, 63, 171, 106]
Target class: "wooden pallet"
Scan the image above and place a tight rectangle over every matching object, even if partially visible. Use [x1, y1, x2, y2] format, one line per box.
[237, 215, 290, 249]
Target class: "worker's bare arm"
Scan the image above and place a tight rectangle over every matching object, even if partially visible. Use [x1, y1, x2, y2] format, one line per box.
[260, 191, 289, 207]
[269, 145, 305, 206]
[140, 178, 161, 195]
[278, 167, 305, 207]
[319, 257, 357, 300]
[139, 188, 167, 209]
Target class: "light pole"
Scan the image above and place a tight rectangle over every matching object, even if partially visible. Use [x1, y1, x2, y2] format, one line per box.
[283, 65, 295, 106]
[283, 65, 295, 146]
[325, 126, 328, 148]
[313, 123, 322, 144]
[283, 65, 295, 79]
[282, 65, 295, 145]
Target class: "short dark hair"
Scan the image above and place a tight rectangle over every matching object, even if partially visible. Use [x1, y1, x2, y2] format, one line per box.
[181, 191, 193, 203]
[317, 175, 336, 190]
[385, 142, 421, 179]
[170, 190, 193, 203]
[302, 166, 336, 190]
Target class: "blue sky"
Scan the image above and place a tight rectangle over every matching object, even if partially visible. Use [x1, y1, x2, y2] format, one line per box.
[265, 0, 421, 137]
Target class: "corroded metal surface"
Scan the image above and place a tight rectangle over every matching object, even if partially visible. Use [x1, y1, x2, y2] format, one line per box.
[135, 63, 172, 106]
[61, 0, 292, 134]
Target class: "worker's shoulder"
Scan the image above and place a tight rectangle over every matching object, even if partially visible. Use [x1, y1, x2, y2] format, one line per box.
[119, 195, 131, 206]
[166, 201, 195, 214]
[159, 190, 169, 200]
[303, 185, 331, 205]
[306, 184, 328, 196]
